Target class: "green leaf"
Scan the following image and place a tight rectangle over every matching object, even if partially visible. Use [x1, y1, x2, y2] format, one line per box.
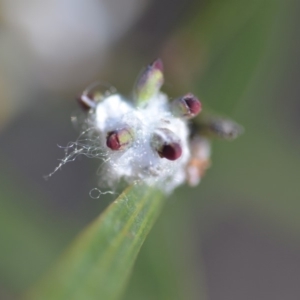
[193, 0, 278, 114]
[0, 160, 72, 293]
[26, 185, 164, 300]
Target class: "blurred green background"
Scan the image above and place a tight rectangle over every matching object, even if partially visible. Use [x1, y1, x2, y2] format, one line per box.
[1, 0, 300, 299]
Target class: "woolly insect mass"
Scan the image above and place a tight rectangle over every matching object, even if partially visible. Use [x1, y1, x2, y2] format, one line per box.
[74, 59, 209, 193]
[50, 59, 242, 194]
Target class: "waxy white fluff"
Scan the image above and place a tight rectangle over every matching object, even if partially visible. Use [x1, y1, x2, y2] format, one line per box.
[92, 92, 190, 193]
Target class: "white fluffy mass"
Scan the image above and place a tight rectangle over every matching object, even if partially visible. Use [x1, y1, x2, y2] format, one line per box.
[90, 92, 190, 193]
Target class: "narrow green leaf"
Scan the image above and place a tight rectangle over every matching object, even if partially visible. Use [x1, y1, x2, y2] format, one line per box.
[26, 185, 164, 300]
[185, 0, 278, 114]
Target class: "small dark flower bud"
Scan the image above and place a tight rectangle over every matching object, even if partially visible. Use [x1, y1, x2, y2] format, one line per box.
[159, 142, 182, 161]
[106, 128, 134, 151]
[151, 128, 182, 161]
[171, 93, 202, 119]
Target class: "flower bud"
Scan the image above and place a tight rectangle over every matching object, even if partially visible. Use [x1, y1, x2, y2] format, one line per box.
[195, 114, 244, 140]
[77, 93, 97, 111]
[171, 93, 202, 119]
[77, 82, 112, 110]
[134, 59, 164, 106]
[186, 136, 211, 186]
[106, 128, 134, 151]
[151, 128, 182, 161]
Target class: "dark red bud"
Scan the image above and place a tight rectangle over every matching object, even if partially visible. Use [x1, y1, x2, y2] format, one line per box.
[152, 128, 182, 161]
[183, 94, 202, 116]
[158, 142, 182, 161]
[106, 132, 120, 150]
[106, 128, 133, 151]
[171, 93, 202, 119]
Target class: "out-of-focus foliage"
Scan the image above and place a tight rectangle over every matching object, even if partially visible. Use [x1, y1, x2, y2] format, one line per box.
[26, 186, 164, 300]
[0, 0, 299, 299]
